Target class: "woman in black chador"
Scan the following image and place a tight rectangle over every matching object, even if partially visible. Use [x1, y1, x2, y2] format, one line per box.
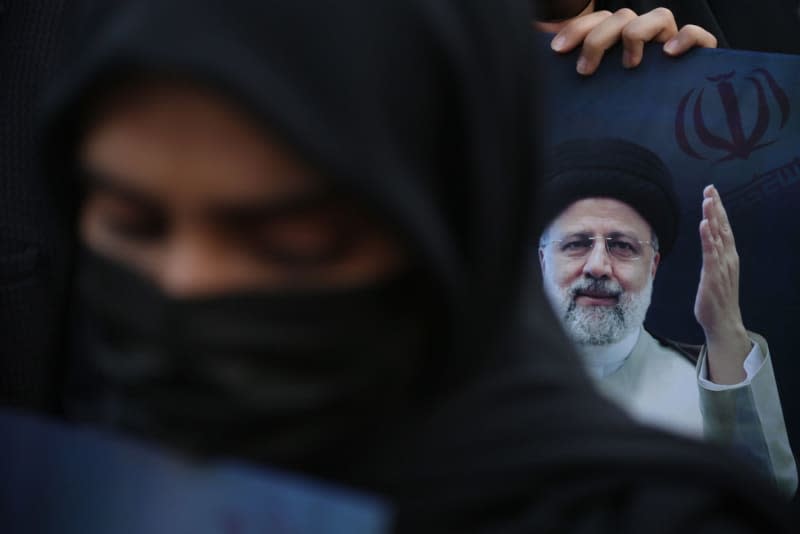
[39, 0, 795, 531]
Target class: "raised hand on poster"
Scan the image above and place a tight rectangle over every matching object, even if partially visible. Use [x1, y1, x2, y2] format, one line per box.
[536, 6, 717, 75]
[694, 185, 752, 385]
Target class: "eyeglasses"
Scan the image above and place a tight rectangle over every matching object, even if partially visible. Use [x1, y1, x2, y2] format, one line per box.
[540, 234, 656, 262]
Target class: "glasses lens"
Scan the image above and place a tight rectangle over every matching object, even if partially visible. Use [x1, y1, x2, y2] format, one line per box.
[558, 237, 593, 258]
[607, 237, 642, 260]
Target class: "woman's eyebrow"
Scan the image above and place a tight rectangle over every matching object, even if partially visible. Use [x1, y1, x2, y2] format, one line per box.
[80, 168, 163, 212]
[209, 188, 340, 225]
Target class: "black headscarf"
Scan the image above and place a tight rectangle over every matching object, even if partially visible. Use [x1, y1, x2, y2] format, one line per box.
[0, 1, 71, 411]
[40, 1, 794, 532]
[531, 0, 593, 21]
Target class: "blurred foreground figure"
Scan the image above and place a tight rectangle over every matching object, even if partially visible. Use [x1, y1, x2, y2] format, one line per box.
[538, 139, 796, 496]
[40, 1, 795, 531]
[0, 1, 70, 409]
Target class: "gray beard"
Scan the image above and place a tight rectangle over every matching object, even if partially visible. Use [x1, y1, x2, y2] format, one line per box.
[543, 274, 653, 346]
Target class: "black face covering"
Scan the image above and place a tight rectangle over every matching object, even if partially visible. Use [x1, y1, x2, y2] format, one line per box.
[68, 248, 434, 471]
[531, 0, 593, 21]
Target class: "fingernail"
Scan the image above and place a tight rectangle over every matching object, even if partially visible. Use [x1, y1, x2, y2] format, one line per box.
[622, 50, 632, 68]
[576, 56, 589, 74]
[552, 36, 566, 51]
[664, 39, 678, 54]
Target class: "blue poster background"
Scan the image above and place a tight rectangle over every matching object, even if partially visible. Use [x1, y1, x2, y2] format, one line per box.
[0, 411, 391, 534]
[538, 34, 800, 464]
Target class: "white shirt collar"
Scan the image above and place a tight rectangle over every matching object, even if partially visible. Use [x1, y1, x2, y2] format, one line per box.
[577, 326, 642, 379]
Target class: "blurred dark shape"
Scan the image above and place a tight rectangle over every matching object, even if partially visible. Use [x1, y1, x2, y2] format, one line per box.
[0, 1, 71, 410]
[531, 0, 593, 21]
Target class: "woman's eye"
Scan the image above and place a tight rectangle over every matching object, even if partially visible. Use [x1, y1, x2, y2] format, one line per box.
[104, 215, 165, 241]
[246, 211, 359, 267]
[90, 193, 166, 242]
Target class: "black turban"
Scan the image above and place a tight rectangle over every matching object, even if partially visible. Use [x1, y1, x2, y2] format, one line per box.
[539, 138, 680, 257]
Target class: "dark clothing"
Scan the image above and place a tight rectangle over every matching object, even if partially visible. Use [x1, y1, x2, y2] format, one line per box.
[598, 0, 800, 54]
[0, 1, 70, 410]
[40, 1, 795, 532]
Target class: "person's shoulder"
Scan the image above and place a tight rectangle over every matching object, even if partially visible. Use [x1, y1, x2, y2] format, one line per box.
[644, 328, 701, 366]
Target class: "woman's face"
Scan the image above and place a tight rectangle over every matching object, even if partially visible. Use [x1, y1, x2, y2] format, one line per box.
[79, 80, 407, 297]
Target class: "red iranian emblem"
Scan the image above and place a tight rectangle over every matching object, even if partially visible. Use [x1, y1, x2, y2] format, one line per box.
[675, 69, 790, 162]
